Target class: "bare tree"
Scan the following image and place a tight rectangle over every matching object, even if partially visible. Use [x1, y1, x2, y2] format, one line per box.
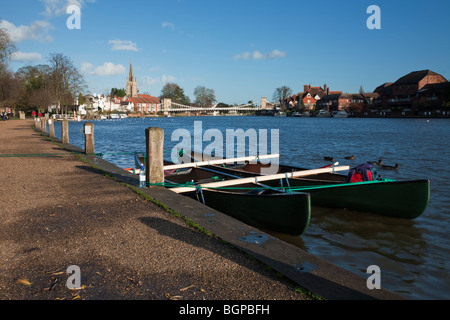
[0, 64, 22, 111]
[0, 24, 16, 64]
[15, 65, 51, 113]
[47, 53, 86, 116]
[194, 86, 216, 108]
[273, 86, 292, 110]
[30, 87, 52, 114]
[0, 24, 21, 112]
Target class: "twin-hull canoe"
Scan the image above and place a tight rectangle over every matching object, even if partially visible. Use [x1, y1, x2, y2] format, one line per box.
[208, 162, 430, 220]
[134, 155, 311, 236]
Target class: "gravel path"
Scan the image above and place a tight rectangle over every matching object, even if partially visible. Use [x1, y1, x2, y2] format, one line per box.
[0, 120, 308, 300]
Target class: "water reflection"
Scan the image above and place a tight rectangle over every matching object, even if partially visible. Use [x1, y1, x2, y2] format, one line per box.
[265, 206, 430, 298]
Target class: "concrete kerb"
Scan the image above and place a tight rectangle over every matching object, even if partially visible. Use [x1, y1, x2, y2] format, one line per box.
[34, 125, 405, 301]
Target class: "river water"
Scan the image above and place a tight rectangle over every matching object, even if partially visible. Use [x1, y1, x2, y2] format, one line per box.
[55, 116, 450, 300]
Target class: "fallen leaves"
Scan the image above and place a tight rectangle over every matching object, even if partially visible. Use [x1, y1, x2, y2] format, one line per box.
[180, 285, 195, 292]
[14, 270, 92, 300]
[165, 285, 207, 300]
[16, 278, 32, 286]
[165, 293, 183, 300]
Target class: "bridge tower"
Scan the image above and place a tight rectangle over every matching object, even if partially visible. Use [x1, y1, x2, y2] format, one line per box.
[163, 98, 172, 114]
[261, 97, 267, 109]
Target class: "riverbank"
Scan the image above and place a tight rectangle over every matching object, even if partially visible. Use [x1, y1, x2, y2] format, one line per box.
[0, 119, 403, 301]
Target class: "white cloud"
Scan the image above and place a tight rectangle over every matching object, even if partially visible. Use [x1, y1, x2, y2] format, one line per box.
[80, 62, 94, 73]
[81, 62, 126, 76]
[268, 49, 286, 59]
[0, 20, 54, 43]
[10, 51, 43, 62]
[162, 22, 175, 31]
[162, 75, 176, 84]
[108, 39, 139, 52]
[139, 75, 176, 88]
[40, 0, 96, 16]
[234, 49, 286, 61]
[140, 76, 160, 86]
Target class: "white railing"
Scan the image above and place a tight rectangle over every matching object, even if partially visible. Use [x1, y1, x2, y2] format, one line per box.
[168, 102, 258, 112]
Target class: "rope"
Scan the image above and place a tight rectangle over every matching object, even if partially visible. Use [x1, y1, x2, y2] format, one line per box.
[147, 179, 397, 191]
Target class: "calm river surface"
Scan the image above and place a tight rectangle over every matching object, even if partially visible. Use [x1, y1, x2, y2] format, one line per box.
[56, 116, 450, 300]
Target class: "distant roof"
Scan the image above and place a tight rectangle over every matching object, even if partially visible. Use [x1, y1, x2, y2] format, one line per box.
[298, 86, 327, 99]
[418, 82, 450, 94]
[374, 82, 393, 94]
[320, 94, 342, 101]
[340, 93, 364, 99]
[362, 92, 379, 99]
[126, 94, 160, 104]
[421, 82, 450, 91]
[393, 70, 445, 85]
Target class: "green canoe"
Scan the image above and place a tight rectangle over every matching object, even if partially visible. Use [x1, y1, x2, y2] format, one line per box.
[208, 162, 430, 220]
[133, 154, 311, 236]
[164, 165, 311, 236]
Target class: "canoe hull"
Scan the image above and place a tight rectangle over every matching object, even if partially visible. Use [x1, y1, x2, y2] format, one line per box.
[208, 163, 430, 220]
[279, 178, 430, 219]
[181, 188, 311, 236]
[163, 164, 311, 236]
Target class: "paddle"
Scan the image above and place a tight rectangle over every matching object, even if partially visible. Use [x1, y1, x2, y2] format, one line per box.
[171, 165, 350, 194]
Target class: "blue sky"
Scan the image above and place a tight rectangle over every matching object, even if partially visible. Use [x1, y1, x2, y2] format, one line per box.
[2, 0, 450, 105]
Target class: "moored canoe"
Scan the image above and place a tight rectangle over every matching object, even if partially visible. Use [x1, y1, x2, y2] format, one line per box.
[208, 162, 430, 220]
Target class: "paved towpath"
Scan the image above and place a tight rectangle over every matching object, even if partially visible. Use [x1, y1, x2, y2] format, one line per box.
[0, 119, 306, 301]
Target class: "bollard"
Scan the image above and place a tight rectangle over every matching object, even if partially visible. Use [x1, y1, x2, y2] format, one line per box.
[145, 127, 164, 186]
[62, 120, 69, 144]
[49, 119, 55, 138]
[36, 118, 40, 130]
[42, 118, 47, 134]
[84, 122, 95, 155]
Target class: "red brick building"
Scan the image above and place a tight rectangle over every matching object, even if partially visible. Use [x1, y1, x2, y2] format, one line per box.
[286, 84, 338, 110]
[372, 70, 449, 113]
[128, 94, 161, 113]
[391, 70, 447, 98]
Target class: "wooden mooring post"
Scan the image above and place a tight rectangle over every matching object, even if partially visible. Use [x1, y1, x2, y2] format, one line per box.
[84, 122, 95, 155]
[145, 127, 165, 186]
[48, 119, 55, 138]
[42, 118, 47, 134]
[62, 120, 69, 144]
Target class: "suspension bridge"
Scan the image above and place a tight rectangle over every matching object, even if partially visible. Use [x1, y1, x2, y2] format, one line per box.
[162, 98, 264, 113]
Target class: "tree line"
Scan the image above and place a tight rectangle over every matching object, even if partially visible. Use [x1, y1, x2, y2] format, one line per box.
[0, 26, 86, 116]
[109, 82, 219, 109]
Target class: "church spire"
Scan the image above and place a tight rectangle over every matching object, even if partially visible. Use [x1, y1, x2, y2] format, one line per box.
[126, 59, 138, 98]
[129, 59, 134, 81]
